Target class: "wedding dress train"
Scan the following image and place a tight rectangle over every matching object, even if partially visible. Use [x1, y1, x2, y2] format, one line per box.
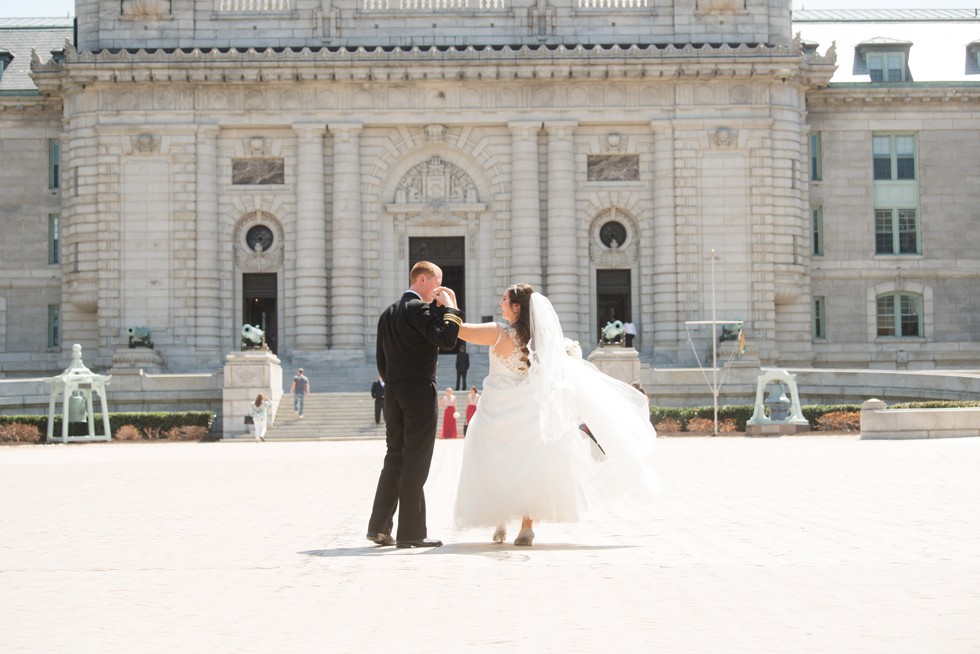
[453, 293, 658, 532]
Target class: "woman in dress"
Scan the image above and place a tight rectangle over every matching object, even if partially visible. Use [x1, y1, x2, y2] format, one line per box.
[439, 387, 459, 439]
[442, 283, 657, 546]
[249, 393, 273, 442]
[464, 386, 479, 436]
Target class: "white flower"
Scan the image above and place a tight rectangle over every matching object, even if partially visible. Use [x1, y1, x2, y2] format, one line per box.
[564, 338, 582, 359]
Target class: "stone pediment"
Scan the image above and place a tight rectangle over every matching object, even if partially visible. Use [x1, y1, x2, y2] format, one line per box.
[391, 156, 480, 207]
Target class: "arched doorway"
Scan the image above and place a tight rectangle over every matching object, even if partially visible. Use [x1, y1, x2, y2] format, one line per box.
[243, 272, 277, 353]
[410, 236, 465, 353]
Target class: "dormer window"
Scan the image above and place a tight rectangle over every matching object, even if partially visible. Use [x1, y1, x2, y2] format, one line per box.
[867, 52, 905, 82]
[968, 41, 980, 75]
[855, 38, 913, 83]
[0, 49, 12, 82]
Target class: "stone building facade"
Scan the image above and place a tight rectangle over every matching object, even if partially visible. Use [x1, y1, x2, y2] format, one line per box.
[1, 3, 978, 394]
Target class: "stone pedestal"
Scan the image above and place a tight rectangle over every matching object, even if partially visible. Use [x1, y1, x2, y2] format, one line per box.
[587, 346, 641, 386]
[110, 346, 165, 374]
[222, 350, 283, 440]
[745, 422, 812, 436]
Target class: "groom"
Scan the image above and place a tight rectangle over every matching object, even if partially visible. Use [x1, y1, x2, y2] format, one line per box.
[367, 261, 462, 548]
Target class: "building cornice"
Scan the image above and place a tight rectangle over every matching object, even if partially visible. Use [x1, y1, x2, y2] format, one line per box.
[30, 40, 837, 94]
[807, 85, 980, 111]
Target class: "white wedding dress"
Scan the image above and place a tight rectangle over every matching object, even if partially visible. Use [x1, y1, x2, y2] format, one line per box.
[453, 293, 658, 531]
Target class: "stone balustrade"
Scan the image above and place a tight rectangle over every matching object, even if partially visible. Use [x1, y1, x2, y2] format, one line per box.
[218, 0, 292, 13]
[363, 0, 506, 9]
[578, 0, 647, 8]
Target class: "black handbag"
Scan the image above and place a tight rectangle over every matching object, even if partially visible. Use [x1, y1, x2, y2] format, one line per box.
[244, 415, 254, 425]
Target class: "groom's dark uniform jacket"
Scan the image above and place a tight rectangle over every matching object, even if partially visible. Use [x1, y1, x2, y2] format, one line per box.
[369, 292, 462, 541]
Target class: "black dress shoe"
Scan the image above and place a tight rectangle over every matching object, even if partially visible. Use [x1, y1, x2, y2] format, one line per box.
[395, 538, 443, 549]
[366, 531, 395, 546]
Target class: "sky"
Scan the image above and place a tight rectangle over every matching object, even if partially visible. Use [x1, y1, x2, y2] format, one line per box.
[0, 0, 977, 18]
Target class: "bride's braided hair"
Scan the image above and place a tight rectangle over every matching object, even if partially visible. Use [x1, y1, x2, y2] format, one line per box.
[507, 283, 534, 369]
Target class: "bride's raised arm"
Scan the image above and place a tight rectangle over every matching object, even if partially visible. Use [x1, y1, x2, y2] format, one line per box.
[458, 321, 501, 347]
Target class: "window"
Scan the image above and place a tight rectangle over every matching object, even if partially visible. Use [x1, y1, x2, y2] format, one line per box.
[48, 214, 60, 264]
[811, 207, 823, 256]
[867, 52, 906, 82]
[48, 139, 61, 189]
[0, 49, 12, 81]
[875, 208, 920, 255]
[47, 305, 60, 349]
[873, 134, 916, 181]
[809, 132, 822, 181]
[876, 293, 922, 338]
[813, 296, 826, 339]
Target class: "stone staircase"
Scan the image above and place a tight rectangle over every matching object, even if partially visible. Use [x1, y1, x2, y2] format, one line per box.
[264, 383, 475, 441]
[279, 349, 490, 394]
[264, 392, 385, 440]
[262, 350, 490, 440]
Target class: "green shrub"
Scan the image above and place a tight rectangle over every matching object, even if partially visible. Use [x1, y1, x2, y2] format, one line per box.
[114, 424, 142, 441]
[0, 412, 215, 442]
[815, 411, 861, 432]
[0, 422, 44, 443]
[888, 400, 980, 409]
[649, 403, 875, 432]
[653, 417, 683, 433]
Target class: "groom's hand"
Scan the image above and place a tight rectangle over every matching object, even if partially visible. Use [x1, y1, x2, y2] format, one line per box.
[433, 286, 458, 309]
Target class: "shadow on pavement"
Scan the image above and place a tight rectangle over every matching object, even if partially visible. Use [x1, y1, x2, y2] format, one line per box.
[300, 542, 635, 558]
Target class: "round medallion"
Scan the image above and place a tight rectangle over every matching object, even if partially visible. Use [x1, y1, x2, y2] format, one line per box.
[246, 225, 274, 253]
[599, 221, 627, 248]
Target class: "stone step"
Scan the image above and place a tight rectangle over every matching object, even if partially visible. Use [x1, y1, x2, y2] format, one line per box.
[279, 350, 490, 393]
[262, 390, 470, 441]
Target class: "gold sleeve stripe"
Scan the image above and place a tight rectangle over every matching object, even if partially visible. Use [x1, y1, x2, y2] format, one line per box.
[443, 313, 463, 327]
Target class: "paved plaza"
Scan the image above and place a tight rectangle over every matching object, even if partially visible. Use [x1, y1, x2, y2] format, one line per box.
[1, 435, 978, 653]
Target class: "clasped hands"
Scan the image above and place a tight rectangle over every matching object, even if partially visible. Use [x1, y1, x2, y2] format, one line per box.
[432, 286, 458, 310]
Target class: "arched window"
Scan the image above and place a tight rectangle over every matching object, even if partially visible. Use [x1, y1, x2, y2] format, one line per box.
[876, 292, 922, 338]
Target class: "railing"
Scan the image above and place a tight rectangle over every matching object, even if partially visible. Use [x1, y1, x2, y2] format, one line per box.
[578, 0, 647, 8]
[218, 0, 292, 12]
[363, 0, 507, 10]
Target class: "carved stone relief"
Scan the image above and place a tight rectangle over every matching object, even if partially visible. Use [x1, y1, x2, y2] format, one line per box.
[121, 0, 171, 19]
[709, 127, 738, 149]
[131, 134, 160, 154]
[424, 124, 447, 143]
[246, 136, 267, 157]
[587, 155, 640, 182]
[394, 156, 478, 205]
[731, 85, 751, 104]
[590, 241, 638, 268]
[697, 0, 746, 14]
[232, 158, 285, 185]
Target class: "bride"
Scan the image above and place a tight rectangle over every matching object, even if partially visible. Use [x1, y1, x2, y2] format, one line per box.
[435, 283, 658, 546]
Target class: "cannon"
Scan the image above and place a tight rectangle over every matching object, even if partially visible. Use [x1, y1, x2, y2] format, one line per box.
[241, 324, 265, 350]
[127, 326, 153, 349]
[600, 320, 624, 345]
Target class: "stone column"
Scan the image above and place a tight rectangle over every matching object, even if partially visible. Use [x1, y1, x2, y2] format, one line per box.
[508, 121, 542, 289]
[544, 120, 579, 341]
[650, 120, 679, 361]
[195, 124, 222, 359]
[328, 123, 363, 351]
[293, 125, 329, 351]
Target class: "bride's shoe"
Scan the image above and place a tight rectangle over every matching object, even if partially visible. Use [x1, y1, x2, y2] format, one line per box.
[492, 524, 506, 543]
[514, 526, 534, 546]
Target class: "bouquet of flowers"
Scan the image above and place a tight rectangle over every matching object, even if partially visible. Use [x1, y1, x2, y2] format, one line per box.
[564, 338, 582, 359]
